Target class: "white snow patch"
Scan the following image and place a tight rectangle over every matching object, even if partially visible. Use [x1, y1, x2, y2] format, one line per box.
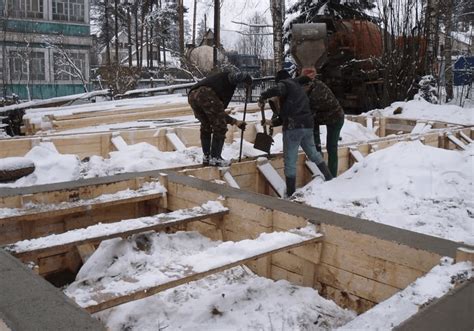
[298, 141, 474, 245]
[366, 99, 474, 126]
[340, 258, 473, 330]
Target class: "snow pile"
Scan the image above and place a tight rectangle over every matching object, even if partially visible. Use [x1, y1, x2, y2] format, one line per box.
[339, 258, 473, 329]
[67, 231, 354, 330]
[365, 99, 474, 125]
[298, 141, 474, 245]
[0, 144, 81, 187]
[83, 142, 200, 177]
[0, 157, 34, 171]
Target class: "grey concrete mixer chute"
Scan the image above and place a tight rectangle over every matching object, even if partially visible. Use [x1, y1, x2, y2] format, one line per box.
[290, 23, 328, 71]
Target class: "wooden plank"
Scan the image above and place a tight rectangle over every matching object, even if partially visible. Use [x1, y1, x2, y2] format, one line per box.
[166, 132, 186, 151]
[111, 134, 128, 151]
[76, 244, 96, 263]
[305, 160, 323, 177]
[459, 131, 473, 144]
[456, 247, 474, 263]
[320, 241, 424, 289]
[315, 262, 399, 303]
[0, 193, 164, 226]
[257, 158, 286, 197]
[446, 133, 467, 150]
[76, 231, 323, 313]
[271, 264, 304, 286]
[349, 147, 364, 163]
[221, 170, 240, 189]
[6, 208, 229, 260]
[315, 282, 376, 314]
[320, 224, 441, 273]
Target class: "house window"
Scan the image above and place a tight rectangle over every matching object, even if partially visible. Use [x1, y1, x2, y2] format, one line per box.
[54, 51, 86, 81]
[8, 0, 44, 19]
[9, 51, 46, 81]
[52, 0, 84, 22]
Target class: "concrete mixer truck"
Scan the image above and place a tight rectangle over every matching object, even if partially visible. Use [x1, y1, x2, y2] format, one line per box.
[291, 18, 384, 113]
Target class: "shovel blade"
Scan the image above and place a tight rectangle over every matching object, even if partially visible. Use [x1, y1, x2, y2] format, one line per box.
[254, 133, 274, 154]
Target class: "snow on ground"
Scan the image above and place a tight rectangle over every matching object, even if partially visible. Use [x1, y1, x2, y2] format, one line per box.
[297, 141, 474, 245]
[6, 144, 81, 187]
[66, 230, 355, 330]
[0, 116, 376, 187]
[340, 258, 473, 330]
[366, 99, 474, 126]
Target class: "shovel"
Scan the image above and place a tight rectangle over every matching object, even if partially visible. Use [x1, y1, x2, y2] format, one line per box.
[254, 104, 274, 155]
[238, 86, 250, 162]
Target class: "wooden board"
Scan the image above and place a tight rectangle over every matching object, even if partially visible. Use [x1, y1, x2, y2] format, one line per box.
[72, 231, 323, 313]
[6, 208, 229, 261]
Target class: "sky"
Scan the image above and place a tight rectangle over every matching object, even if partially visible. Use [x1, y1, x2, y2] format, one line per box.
[182, 0, 297, 54]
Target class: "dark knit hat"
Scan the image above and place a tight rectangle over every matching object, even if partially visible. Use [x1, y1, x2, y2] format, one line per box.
[275, 69, 291, 82]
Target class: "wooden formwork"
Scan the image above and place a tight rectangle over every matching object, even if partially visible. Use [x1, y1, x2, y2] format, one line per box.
[1, 118, 472, 165]
[1, 166, 470, 315]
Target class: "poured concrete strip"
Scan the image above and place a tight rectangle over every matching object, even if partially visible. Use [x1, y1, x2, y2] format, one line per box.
[395, 278, 474, 331]
[0, 250, 105, 331]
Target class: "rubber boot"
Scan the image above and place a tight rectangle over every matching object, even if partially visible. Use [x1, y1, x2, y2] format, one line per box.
[285, 177, 296, 197]
[201, 132, 212, 166]
[210, 136, 230, 167]
[317, 162, 333, 181]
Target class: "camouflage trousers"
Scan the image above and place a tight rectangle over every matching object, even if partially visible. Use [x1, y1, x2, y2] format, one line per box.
[188, 86, 232, 139]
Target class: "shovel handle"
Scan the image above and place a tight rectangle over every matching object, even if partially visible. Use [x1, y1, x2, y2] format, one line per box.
[260, 103, 268, 135]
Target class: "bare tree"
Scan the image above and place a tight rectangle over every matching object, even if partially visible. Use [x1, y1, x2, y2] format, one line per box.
[270, 0, 284, 71]
[44, 36, 89, 92]
[441, 0, 454, 101]
[233, 14, 272, 59]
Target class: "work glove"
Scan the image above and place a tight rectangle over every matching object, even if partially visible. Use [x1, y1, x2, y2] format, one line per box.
[261, 119, 272, 127]
[257, 97, 265, 109]
[235, 120, 247, 131]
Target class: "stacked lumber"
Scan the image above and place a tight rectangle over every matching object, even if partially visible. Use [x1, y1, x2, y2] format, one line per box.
[22, 99, 266, 135]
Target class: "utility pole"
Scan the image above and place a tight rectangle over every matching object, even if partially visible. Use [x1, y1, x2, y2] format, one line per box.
[213, 0, 220, 68]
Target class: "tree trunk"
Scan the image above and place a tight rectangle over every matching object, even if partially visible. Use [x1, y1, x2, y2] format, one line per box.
[105, 0, 111, 66]
[213, 0, 220, 68]
[192, 0, 197, 45]
[114, 0, 119, 64]
[178, 0, 185, 62]
[443, 0, 454, 102]
[270, 0, 284, 72]
[127, 6, 133, 67]
[134, 8, 140, 69]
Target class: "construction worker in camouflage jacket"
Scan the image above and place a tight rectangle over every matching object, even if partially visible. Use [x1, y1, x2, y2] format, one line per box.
[297, 74, 345, 177]
[188, 71, 251, 167]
